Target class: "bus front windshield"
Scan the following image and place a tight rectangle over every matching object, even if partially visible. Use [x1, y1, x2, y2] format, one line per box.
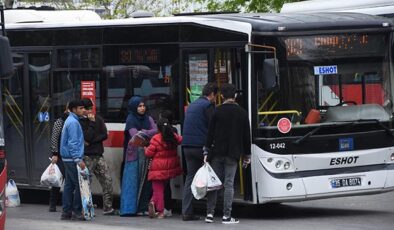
[256, 33, 392, 134]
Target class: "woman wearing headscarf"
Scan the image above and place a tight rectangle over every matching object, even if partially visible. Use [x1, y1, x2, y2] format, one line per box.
[120, 96, 157, 216]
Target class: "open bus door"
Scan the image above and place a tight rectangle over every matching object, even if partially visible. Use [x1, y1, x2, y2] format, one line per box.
[180, 46, 252, 201]
[0, 4, 15, 228]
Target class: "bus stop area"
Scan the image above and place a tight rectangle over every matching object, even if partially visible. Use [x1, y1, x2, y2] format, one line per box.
[5, 190, 394, 230]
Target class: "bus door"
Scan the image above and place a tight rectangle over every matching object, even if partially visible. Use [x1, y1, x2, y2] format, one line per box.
[3, 52, 51, 185]
[180, 47, 251, 201]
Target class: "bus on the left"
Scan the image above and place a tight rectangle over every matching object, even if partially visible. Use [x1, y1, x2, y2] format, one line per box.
[0, 3, 15, 229]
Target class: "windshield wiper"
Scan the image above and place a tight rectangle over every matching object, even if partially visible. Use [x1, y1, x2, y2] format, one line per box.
[353, 119, 393, 136]
[293, 119, 393, 145]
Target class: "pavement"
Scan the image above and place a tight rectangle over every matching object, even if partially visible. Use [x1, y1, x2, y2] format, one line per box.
[5, 190, 394, 230]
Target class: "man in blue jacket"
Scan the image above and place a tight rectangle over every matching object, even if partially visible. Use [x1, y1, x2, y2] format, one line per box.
[181, 83, 218, 221]
[60, 99, 86, 220]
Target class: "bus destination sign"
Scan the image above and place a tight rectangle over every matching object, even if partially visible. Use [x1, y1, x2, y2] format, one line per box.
[120, 48, 160, 64]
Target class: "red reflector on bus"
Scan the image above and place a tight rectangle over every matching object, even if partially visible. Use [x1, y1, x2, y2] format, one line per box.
[0, 150, 5, 158]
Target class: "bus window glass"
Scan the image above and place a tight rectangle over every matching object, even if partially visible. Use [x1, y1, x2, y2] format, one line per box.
[52, 72, 100, 118]
[57, 48, 100, 69]
[102, 45, 179, 123]
[255, 33, 391, 131]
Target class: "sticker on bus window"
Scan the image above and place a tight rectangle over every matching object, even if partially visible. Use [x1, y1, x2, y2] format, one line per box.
[277, 118, 292, 134]
[314, 65, 338, 75]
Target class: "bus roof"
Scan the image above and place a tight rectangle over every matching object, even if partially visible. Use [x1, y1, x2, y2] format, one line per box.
[4, 11, 391, 35]
[5, 12, 252, 36]
[202, 13, 392, 33]
[4, 9, 102, 23]
[281, 0, 394, 16]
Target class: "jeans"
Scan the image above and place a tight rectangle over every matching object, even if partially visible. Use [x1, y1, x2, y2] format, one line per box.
[62, 162, 82, 215]
[206, 156, 238, 217]
[182, 147, 204, 215]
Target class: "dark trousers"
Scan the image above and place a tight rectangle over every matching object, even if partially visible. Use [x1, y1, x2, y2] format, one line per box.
[164, 180, 175, 210]
[182, 147, 204, 215]
[49, 157, 65, 209]
[62, 162, 82, 215]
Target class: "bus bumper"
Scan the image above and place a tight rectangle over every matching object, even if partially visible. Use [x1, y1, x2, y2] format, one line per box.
[257, 166, 394, 204]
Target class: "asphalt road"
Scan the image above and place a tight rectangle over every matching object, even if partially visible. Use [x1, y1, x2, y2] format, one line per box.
[5, 191, 394, 230]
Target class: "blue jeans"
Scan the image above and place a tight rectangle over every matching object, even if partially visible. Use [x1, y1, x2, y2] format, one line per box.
[206, 156, 238, 217]
[62, 162, 82, 215]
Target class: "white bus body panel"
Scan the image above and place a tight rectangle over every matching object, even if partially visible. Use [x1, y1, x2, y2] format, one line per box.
[254, 145, 394, 203]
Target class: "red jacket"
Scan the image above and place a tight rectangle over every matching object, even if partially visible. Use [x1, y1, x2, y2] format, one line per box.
[145, 133, 183, 181]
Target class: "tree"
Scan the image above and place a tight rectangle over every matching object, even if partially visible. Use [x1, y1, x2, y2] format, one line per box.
[195, 0, 304, 13]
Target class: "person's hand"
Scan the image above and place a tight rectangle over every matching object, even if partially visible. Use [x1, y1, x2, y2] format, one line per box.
[242, 156, 251, 168]
[84, 141, 90, 146]
[79, 161, 86, 170]
[51, 155, 58, 164]
[88, 113, 95, 122]
[203, 155, 208, 163]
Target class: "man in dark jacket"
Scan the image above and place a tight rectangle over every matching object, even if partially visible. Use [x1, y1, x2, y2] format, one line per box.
[181, 82, 218, 221]
[204, 83, 251, 224]
[80, 98, 116, 215]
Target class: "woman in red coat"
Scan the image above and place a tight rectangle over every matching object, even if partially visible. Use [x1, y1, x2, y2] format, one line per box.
[145, 118, 183, 218]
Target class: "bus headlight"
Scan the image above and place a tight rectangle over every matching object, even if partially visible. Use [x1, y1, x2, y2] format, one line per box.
[275, 160, 283, 168]
[391, 153, 394, 161]
[284, 162, 291, 170]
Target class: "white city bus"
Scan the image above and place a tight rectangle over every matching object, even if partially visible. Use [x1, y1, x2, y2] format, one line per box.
[3, 9, 394, 204]
[281, 0, 394, 18]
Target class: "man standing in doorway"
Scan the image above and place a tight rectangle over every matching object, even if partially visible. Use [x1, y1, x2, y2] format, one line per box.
[204, 83, 251, 224]
[80, 98, 117, 215]
[60, 99, 86, 220]
[181, 83, 218, 221]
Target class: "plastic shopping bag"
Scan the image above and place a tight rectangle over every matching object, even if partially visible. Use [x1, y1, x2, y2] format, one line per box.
[206, 163, 222, 192]
[191, 164, 209, 200]
[40, 163, 63, 187]
[6, 179, 20, 207]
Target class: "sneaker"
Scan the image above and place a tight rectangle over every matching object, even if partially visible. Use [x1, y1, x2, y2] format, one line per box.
[157, 212, 165, 219]
[148, 201, 156, 218]
[222, 216, 239, 224]
[103, 208, 119, 216]
[163, 209, 172, 217]
[136, 211, 149, 216]
[205, 214, 214, 223]
[60, 212, 72, 220]
[71, 213, 85, 221]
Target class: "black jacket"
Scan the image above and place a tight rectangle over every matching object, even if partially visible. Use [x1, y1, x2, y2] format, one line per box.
[80, 114, 108, 156]
[205, 102, 251, 161]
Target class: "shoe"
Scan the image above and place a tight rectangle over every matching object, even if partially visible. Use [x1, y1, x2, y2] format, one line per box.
[103, 208, 119, 215]
[157, 212, 165, 219]
[222, 216, 239, 224]
[71, 213, 85, 221]
[60, 212, 72, 220]
[136, 211, 149, 216]
[148, 201, 156, 218]
[49, 206, 56, 212]
[182, 214, 200, 221]
[163, 209, 172, 217]
[205, 214, 214, 223]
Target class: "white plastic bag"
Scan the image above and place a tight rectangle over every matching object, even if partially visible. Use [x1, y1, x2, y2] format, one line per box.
[206, 163, 222, 192]
[6, 179, 20, 207]
[40, 163, 63, 187]
[191, 164, 209, 200]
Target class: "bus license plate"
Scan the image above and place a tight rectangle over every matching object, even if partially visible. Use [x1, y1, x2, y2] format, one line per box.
[331, 177, 361, 188]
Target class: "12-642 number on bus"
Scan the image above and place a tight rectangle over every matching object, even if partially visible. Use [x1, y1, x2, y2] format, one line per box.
[270, 143, 286, 149]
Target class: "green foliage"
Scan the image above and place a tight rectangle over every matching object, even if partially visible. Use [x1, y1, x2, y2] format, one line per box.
[196, 0, 304, 13]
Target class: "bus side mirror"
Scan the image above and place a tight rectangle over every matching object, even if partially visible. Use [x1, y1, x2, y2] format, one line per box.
[0, 36, 14, 79]
[262, 58, 279, 90]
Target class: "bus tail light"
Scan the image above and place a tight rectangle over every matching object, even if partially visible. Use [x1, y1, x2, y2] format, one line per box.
[0, 150, 4, 159]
